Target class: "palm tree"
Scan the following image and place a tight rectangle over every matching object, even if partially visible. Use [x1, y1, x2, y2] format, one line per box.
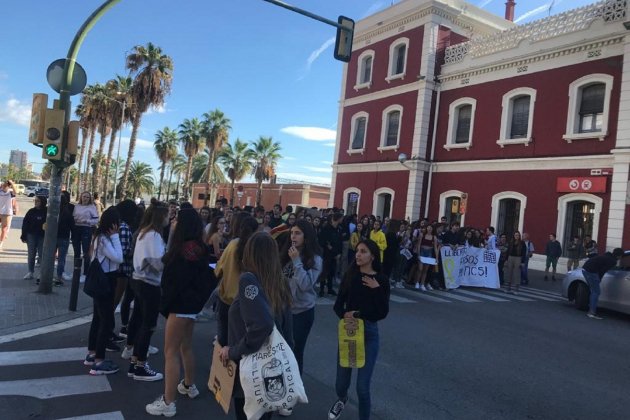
[202, 109, 231, 206]
[178, 117, 204, 200]
[251, 136, 282, 206]
[78, 84, 102, 196]
[153, 127, 179, 200]
[172, 155, 188, 200]
[90, 83, 112, 194]
[102, 75, 133, 206]
[166, 154, 186, 201]
[126, 161, 155, 199]
[74, 103, 89, 198]
[121, 42, 173, 199]
[191, 150, 227, 186]
[218, 139, 254, 206]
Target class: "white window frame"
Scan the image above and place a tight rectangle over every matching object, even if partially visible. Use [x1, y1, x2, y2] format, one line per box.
[354, 50, 375, 91]
[378, 105, 403, 152]
[556, 193, 603, 247]
[497, 87, 536, 147]
[372, 187, 395, 218]
[386, 37, 409, 83]
[490, 191, 527, 234]
[438, 190, 466, 226]
[444, 97, 476, 150]
[347, 112, 369, 155]
[563, 74, 613, 143]
[343, 187, 361, 215]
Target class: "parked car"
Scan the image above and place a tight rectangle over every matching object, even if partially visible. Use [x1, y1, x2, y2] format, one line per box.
[25, 186, 39, 197]
[13, 183, 25, 195]
[562, 251, 630, 315]
[35, 188, 49, 198]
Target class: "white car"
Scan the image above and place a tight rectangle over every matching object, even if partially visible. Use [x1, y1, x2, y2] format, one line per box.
[25, 186, 39, 197]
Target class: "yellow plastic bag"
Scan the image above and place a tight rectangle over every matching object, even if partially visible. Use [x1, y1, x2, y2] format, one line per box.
[338, 318, 365, 368]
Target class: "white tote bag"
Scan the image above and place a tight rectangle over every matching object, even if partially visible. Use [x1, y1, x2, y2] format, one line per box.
[239, 326, 308, 420]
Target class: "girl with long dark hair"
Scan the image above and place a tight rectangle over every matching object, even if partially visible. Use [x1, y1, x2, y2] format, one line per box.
[328, 239, 390, 420]
[280, 219, 322, 376]
[207, 215, 228, 263]
[84, 207, 123, 375]
[219, 232, 293, 420]
[114, 199, 138, 339]
[146, 208, 217, 416]
[21, 196, 47, 282]
[73, 191, 99, 275]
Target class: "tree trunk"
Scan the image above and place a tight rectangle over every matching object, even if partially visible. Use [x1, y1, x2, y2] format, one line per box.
[257, 179, 263, 206]
[92, 124, 107, 195]
[184, 156, 194, 200]
[121, 114, 142, 199]
[157, 163, 166, 201]
[230, 177, 235, 207]
[175, 172, 182, 200]
[83, 125, 97, 196]
[166, 164, 174, 201]
[203, 149, 215, 206]
[102, 128, 118, 207]
[75, 127, 88, 200]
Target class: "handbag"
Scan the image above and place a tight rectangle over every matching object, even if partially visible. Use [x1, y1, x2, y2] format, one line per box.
[83, 239, 111, 299]
[239, 326, 308, 420]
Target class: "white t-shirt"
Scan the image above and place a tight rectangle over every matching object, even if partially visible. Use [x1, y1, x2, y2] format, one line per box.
[0, 190, 14, 215]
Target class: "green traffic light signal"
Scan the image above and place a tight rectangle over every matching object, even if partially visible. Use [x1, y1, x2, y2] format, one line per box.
[45, 144, 59, 157]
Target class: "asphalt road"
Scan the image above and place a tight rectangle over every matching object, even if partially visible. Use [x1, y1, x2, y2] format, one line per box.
[1, 285, 629, 419]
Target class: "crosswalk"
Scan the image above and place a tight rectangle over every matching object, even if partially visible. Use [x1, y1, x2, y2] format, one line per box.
[317, 285, 564, 305]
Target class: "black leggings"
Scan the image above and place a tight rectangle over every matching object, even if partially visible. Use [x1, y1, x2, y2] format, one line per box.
[126, 279, 160, 362]
[120, 280, 136, 326]
[88, 273, 117, 359]
[233, 397, 272, 420]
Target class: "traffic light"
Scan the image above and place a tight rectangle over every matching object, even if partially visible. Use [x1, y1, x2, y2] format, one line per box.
[65, 120, 79, 165]
[42, 108, 65, 160]
[28, 93, 48, 144]
[334, 16, 354, 63]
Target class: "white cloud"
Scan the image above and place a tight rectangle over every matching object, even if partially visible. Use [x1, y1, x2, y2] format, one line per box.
[283, 156, 296, 161]
[321, 160, 333, 165]
[146, 103, 167, 115]
[121, 136, 154, 149]
[477, 0, 494, 8]
[323, 143, 336, 148]
[362, 2, 387, 18]
[278, 172, 332, 185]
[305, 36, 336, 71]
[280, 126, 337, 141]
[0, 98, 31, 127]
[303, 166, 332, 173]
[515, 0, 564, 23]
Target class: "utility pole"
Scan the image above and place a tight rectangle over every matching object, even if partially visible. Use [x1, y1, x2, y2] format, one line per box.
[38, 0, 121, 294]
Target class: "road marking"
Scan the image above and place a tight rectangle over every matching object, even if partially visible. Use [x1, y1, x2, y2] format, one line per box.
[0, 315, 92, 344]
[395, 288, 453, 303]
[513, 290, 562, 301]
[0, 375, 111, 399]
[453, 289, 510, 302]
[0, 347, 86, 366]
[484, 290, 535, 302]
[58, 412, 124, 420]
[520, 287, 563, 298]
[389, 294, 415, 303]
[429, 290, 480, 302]
[316, 298, 335, 305]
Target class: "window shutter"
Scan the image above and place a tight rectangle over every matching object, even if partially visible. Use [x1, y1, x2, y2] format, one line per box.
[352, 117, 366, 149]
[510, 96, 530, 139]
[362, 57, 372, 84]
[455, 105, 472, 144]
[395, 45, 406, 74]
[579, 84, 605, 115]
[386, 111, 400, 146]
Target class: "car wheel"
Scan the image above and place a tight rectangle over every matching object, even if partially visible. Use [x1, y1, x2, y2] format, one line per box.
[28, 193, 34, 197]
[574, 282, 590, 311]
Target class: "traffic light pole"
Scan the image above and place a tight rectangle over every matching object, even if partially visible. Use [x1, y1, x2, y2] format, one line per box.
[39, 0, 121, 294]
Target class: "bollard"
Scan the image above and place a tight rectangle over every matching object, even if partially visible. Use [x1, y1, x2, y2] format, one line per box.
[68, 257, 82, 311]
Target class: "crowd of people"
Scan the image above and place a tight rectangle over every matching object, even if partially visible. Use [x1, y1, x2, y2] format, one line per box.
[2, 176, 622, 418]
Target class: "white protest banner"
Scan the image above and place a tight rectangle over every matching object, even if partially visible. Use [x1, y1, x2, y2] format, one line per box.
[440, 246, 500, 289]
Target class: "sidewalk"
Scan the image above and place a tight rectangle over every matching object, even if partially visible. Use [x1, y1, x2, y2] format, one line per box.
[0, 213, 92, 337]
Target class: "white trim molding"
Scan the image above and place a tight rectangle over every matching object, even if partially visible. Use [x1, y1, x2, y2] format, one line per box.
[444, 97, 476, 150]
[386, 37, 409, 82]
[432, 154, 613, 173]
[497, 87, 536, 147]
[347, 111, 369, 155]
[556, 193, 603, 250]
[373, 187, 395, 218]
[563, 73, 613, 143]
[343, 187, 362, 215]
[379, 104, 403, 151]
[438, 190, 466, 226]
[490, 191, 527, 234]
[355, 49, 375, 91]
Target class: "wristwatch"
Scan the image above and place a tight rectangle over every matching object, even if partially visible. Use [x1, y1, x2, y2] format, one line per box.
[352, 311, 361, 318]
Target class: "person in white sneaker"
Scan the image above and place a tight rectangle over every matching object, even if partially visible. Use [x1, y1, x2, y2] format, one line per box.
[330, 239, 390, 420]
[21, 196, 47, 282]
[146, 209, 217, 416]
[0, 180, 18, 250]
[85, 207, 123, 376]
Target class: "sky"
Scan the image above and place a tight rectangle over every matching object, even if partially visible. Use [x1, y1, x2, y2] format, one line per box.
[0, 0, 594, 186]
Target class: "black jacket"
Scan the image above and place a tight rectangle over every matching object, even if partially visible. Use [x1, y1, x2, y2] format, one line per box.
[334, 271, 390, 322]
[57, 204, 75, 239]
[319, 223, 342, 257]
[159, 240, 217, 316]
[583, 252, 618, 279]
[21, 207, 47, 239]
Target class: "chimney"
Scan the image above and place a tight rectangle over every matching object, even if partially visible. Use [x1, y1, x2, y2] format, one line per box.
[505, 0, 516, 22]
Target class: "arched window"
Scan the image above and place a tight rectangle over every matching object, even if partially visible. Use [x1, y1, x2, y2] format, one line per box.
[355, 50, 375, 90]
[438, 190, 466, 226]
[445, 98, 476, 150]
[386, 38, 409, 81]
[564, 74, 613, 142]
[343, 187, 361, 216]
[490, 191, 527, 237]
[373, 187, 395, 219]
[347, 112, 369, 154]
[379, 105, 403, 151]
[556, 193, 602, 256]
[497, 88, 536, 147]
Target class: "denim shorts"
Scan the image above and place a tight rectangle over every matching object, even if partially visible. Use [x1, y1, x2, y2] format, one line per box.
[175, 313, 197, 320]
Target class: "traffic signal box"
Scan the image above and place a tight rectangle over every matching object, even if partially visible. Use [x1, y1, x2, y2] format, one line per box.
[29, 93, 48, 144]
[42, 108, 65, 160]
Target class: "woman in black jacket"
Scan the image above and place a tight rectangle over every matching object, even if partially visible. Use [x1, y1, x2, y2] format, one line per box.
[145, 208, 217, 417]
[21, 196, 47, 283]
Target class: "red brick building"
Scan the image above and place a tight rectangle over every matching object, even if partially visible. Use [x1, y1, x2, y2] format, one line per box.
[330, 0, 630, 268]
